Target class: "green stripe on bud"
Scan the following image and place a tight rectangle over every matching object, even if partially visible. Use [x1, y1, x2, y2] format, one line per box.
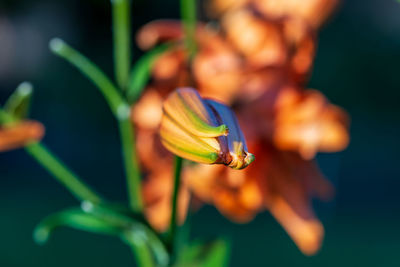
[163, 88, 228, 138]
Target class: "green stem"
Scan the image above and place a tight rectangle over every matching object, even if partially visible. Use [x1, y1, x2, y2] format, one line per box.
[49, 39, 143, 212]
[168, 156, 183, 260]
[129, 243, 154, 267]
[0, 108, 102, 203]
[49, 38, 124, 116]
[111, 0, 131, 90]
[180, 0, 197, 60]
[84, 202, 169, 266]
[117, 107, 143, 212]
[25, 143, 102, 203]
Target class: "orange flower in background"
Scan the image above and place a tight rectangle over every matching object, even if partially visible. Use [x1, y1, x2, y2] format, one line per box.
[142, 166, 190, 232]
[221, 9, 287, 69]
[192, 30, 243, 103]
[0, 121, 45, 152]
[209, 0, 339, 30]
[132, 0, 349, 255]
[135, 17, 316, 104]
[184, 142, 333, 255]
[252, 0, 339, 29]
[136, 20, 186, 51]
[136, 21, 244, 103]
[273, 88, 350, 159]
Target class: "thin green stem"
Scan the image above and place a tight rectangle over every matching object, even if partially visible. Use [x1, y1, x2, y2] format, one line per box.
[117, 108, 143, 212]
[111, 0, 131, 90]
[25, 143, 102, 203]
[180, 0, 197, 60]
[4, 82, 33, 120]
[129, 243, 154, 267]
[168, 156, 183, 261]
[49, 38, 124, 116]
[49, 38, 143, 212]
[0, 108, 102, 203]
[83, 202, 169, 266]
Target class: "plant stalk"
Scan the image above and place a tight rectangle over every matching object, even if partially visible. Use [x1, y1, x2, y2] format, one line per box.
[25, 143, 102, 203]
[129, 242, 154, 267]
[111, 0, 131, 90]
[180, 0, 197, 60]
[0, 108, 102, 204]
[49, 39, 143, 212]
[117, 109, 143, 212]
[168, 156, 183, 262]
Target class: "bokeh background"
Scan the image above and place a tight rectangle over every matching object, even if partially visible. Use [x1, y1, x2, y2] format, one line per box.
[1, 0, 400, 266]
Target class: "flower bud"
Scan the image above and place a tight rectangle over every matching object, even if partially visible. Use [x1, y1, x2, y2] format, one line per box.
[160, 88, 254, 169]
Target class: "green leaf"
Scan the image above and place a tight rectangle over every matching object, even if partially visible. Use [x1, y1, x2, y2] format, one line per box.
[4, 82, 33, 120]
[33, 207, 120, 245]
[127, 43, 173, 103]
[82, 201, 169, 266]
[34, 204, 169, 266]
[174, 239, 231, 267]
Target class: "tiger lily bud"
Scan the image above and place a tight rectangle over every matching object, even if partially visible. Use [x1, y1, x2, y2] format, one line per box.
[160, 88, 254, 169]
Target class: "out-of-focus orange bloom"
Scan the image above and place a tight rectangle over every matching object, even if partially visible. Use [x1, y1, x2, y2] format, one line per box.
[131, 89, 171, 171]
[193, 30, 243, 103]
[136, 21, 244, 103]
[184, 141, 333, 255]
[0, 121, 44, 152]
[207, 0, 248, 16]
[142, 167, 190, 232]
[136, 18, 316, 104]
[273, 88, 349, 159]
[253, 0, 339, 29]
[133, 1, 348, 255]
[221, 9, 287, 69]
[184, 163, 263, 223]
[136, 20, 185, 51]
[209, 0, 339, 30]
[282, 17, 316, 83]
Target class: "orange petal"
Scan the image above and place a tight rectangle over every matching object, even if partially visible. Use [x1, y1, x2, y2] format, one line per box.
[269, 196, 324, 255]
[253, 0, 339, 29]
[142, 170, 190, 232]
[222, 9, 286, 68]
[0, 121, 45, 152]
[136, 20, 184, 50]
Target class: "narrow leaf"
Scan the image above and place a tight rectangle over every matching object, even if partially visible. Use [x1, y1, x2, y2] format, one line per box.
[127, 43, 173, 103]
[82, 202, 169, 266]
[49, 38, 125, 116]
[175, 239, 231, 267]
[4, 82, 33, 120]
[33, 208, 120, 245]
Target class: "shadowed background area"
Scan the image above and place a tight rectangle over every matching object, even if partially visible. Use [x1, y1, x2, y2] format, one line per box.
[0, 0, 399, 266]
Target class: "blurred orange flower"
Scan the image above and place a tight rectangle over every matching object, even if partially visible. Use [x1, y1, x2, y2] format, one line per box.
[209, 0, 338, 29]
[142, 165, 190, 232]
[0, 120, 44, 152]
[252, 0, 339, 29]
[184, 142, 333, 255]
[273, 88, 350, 159]
[132, 0, 348, 255]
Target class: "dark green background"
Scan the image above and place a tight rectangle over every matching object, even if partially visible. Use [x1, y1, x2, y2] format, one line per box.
[1, 0, 399, 266]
